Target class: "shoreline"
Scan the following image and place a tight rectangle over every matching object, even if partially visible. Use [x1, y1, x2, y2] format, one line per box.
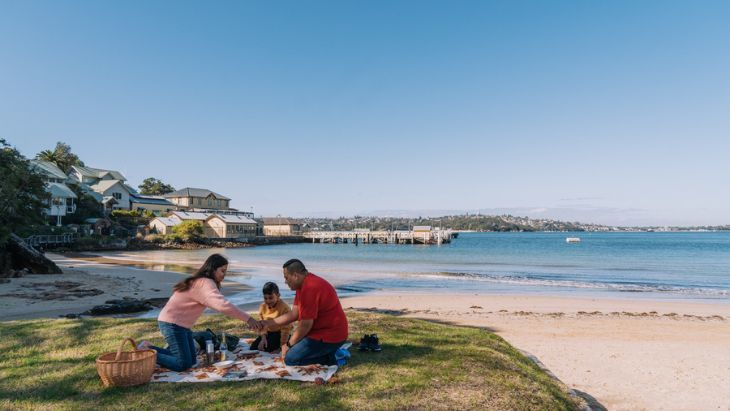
[341, 293, 730, 411]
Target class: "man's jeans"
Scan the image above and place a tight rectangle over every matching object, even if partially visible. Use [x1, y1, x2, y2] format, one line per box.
[284, 337, 344, 366]
[151, 321, 196, 371]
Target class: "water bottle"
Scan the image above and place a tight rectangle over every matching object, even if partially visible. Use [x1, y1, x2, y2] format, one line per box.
[220, 333, 228, 360]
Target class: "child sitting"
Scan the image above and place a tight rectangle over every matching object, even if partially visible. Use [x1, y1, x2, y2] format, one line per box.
[250, 282, 292, 352]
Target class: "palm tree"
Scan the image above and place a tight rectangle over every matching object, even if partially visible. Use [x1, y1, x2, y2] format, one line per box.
[36, 149, 59, 164]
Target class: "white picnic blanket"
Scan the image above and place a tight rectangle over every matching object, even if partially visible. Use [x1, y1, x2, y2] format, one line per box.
[150, 342, 346, 383]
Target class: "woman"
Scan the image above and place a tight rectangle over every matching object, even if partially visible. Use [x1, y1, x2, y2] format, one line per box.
[146, 253, 261, 371]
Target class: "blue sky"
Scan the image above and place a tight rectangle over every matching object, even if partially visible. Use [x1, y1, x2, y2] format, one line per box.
[2, 1, 729, 225]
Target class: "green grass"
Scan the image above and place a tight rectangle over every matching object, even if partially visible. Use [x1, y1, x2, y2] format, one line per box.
[0, 311, 581, 410]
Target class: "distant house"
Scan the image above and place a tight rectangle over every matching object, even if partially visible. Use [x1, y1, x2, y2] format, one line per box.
[68, 165, 127, 185]
[164, 188, 231, 211]
[89, 180, 136, 211]
[129, 194, 176, 216]
[67, 165, 133, 211]
[152, 211, 258, 240]
[30, 160, 78, 226]
[262, 217, 302, 236]
[205, 214, 258, 239]
[149, 217, 179, 235]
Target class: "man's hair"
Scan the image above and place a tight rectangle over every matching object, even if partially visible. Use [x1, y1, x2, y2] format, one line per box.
[283, 258, 307, 274]
[262, 282, 279, 295]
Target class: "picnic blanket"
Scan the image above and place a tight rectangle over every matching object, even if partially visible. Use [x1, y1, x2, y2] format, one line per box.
[150, 342, 348, 384]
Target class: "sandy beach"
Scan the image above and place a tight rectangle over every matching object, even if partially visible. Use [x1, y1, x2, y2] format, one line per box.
[0, 253, 253, 321]
[341, 293, 730, 411]
[3, 253, 729, 410]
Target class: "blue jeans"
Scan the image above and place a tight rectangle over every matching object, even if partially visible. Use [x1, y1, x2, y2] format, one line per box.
[284, 337, 344, 366]
[151, 321, 196, 372]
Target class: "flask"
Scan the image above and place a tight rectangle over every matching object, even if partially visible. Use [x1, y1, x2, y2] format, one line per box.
[206, 340, 215, 365]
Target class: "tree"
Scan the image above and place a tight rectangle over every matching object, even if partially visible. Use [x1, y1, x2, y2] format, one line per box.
[0, 139, 49, 247]
[138, 177, 175, 195]
[35, 141, 85, 174]
[171, 220, 203, 241]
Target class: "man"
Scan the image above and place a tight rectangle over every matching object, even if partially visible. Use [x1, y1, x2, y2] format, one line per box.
[263, 259, 348, 366]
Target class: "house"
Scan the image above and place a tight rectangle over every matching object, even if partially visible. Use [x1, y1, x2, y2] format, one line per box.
[151, 211, 258, 240]
[68, 165, 126, 185]
[262, 217, 302, 236]
[205, 214, 258, 239]
[129, 194, 176, 216]
[164, 187, 231, 211]
[149, 217, 179, 235]
[30, 160, 78, 226]
[89, 180, 136, 211]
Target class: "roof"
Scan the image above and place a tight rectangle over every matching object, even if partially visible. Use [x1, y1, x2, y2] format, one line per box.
[170, 211, 212, 221]
[90, 180, 131, 194]
[46, 182, 77, 198]
[151, 217, 179, 226]
[102, 196, 118, 204]
[262, 217, 300, 225]
[30, 160, 68, 180]
[207, 214, 257, 224]
[72, 165, 126, 181]
[130, 194, 175, 206]
[164, 187, 230, 201]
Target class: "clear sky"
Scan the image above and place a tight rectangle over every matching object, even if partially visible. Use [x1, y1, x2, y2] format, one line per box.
[2, 1, 729, 226]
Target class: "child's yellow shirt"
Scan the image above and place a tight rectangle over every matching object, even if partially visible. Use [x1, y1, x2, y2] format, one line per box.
[258, 300, 293, 338]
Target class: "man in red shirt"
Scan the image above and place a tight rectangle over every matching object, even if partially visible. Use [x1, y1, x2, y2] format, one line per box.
[263, 259, 348, 366]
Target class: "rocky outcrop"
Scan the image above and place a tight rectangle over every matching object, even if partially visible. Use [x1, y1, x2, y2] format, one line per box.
[5, 234, 62, 274]
[62, 297, 169, 318]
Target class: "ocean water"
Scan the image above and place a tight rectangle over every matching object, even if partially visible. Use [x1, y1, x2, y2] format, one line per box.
[113, 232, 730, 305]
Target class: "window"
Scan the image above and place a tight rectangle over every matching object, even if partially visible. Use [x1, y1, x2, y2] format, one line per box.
[113, 193, 122, 200]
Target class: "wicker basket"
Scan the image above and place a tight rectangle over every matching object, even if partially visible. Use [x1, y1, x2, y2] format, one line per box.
[96, 337, 157, 387]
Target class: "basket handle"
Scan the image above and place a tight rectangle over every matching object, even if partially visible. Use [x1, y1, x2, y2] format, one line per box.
[115, 337, 138, 361]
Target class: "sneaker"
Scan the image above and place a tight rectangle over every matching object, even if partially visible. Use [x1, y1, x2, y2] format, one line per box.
[358, 334, 371, 351]
[136, 340, 152, 350]
[369, 334, 382, 352]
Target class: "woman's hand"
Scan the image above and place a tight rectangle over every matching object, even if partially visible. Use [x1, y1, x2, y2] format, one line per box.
[247, 317, 263, 331]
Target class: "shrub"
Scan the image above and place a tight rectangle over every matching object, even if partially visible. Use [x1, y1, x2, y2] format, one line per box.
[171, 220, 203, 242]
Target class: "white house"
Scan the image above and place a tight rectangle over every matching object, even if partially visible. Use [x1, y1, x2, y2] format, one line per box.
[30, 160, 78, 226]
[88, 180, 136, 211]
[205, 214, 258, 239]
[149, 217, 179, 235]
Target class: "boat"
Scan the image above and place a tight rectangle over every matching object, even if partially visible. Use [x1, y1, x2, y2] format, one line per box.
[565, 237, 581, 243]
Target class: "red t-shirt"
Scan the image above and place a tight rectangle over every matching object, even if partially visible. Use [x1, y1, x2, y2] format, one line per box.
[293, 273, 349, 343]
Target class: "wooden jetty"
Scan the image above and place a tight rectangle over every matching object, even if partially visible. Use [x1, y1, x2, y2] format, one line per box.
[303, 228, 456, 245]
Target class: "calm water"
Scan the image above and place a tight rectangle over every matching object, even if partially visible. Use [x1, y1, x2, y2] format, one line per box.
[113, 232, 730, 305]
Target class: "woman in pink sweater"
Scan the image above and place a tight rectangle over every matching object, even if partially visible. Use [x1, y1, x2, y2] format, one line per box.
[149, 253, 260, 371]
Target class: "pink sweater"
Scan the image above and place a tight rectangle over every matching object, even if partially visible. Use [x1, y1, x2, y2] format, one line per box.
[158, 278, 251, 329]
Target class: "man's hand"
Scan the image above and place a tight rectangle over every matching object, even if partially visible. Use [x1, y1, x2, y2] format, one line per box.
[258, 334, 268, 351]
[247, 317, 263, 331]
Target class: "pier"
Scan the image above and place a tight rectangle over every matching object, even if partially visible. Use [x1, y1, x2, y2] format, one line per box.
[303, 229, 456, 245]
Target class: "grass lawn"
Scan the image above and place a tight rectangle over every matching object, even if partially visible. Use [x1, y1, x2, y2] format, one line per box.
[0, 310, 582, 410]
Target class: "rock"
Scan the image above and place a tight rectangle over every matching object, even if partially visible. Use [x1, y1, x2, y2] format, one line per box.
[11, 270, 23, 278]
[7, 234, 62, 274]
[82, 298, 155, 315]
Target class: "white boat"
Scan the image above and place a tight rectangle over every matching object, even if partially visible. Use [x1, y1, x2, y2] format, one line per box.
[565, 237, 581, 243]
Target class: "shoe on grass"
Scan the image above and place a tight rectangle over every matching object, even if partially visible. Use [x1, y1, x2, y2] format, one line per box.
[358, 334, 371, 351]
[369, 334, 382, 352]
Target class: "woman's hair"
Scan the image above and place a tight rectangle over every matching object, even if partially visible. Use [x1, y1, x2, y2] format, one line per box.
[173, 253, 228, 292]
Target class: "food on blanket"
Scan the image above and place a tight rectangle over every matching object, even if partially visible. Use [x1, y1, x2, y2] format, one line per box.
[296, 364, 328, 376]
[275, 370, 291, 377]
[258, 365, 280, 372]
[253, 361, 264, 366]
[216, 369, 230, 377]
[196, 373, 209, 380]
[213, 360, 234, 369]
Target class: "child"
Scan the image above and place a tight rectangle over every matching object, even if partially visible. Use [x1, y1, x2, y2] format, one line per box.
[250, 282, 292, 352]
